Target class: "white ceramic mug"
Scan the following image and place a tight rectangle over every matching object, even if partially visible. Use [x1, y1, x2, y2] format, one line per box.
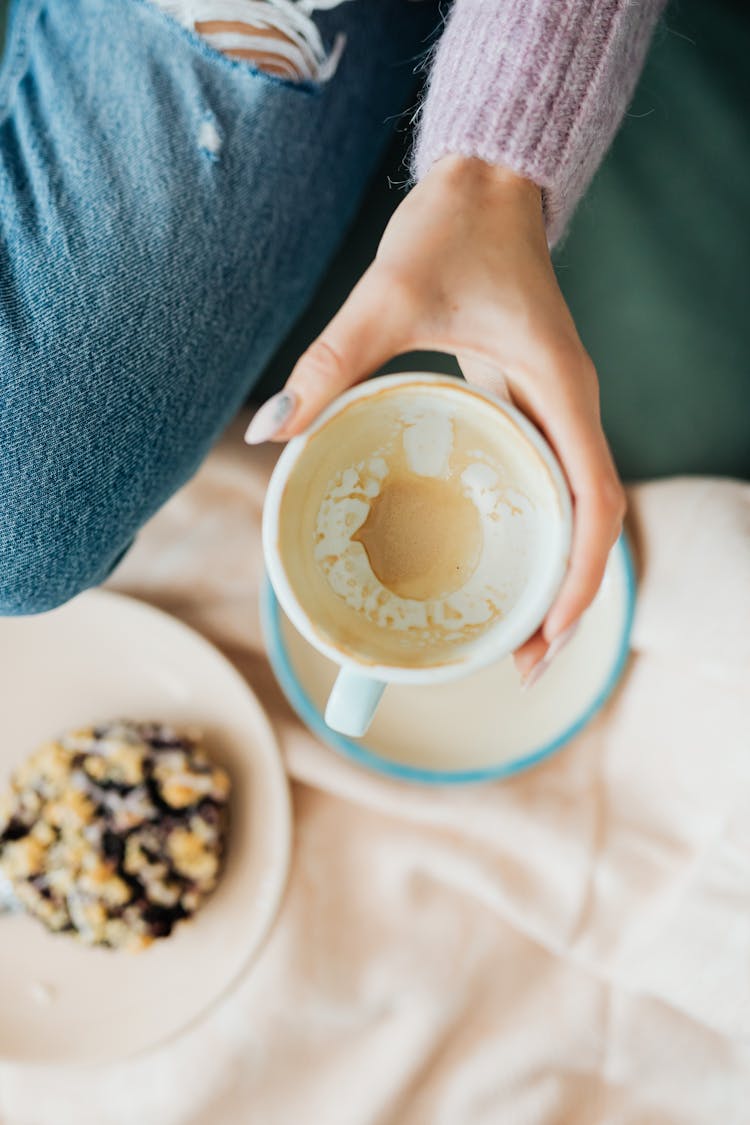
[263, 374, 573, 738]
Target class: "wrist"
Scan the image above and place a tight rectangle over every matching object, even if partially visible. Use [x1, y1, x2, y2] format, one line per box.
[428, 154, 542, 210]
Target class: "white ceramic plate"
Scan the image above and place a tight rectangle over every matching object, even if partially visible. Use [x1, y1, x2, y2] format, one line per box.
[0, 591, 291, 1065]
[264, 538, 635, 784]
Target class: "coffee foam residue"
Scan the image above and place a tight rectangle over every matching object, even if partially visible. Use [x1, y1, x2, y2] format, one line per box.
[400, 400, 455, 477]
[311, 403, 545, 650]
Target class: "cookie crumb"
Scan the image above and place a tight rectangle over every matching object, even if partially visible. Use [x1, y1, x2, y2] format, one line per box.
[30, 981, 56, 1006]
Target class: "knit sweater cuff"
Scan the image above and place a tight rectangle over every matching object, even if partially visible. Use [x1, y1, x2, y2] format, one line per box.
[413, 0, 666, 245]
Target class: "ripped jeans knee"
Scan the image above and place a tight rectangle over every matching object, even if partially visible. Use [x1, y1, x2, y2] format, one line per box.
[152, 0, 348, 82]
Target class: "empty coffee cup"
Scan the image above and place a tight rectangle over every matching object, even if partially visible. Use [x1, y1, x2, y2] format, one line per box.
[262, 374, 573, 737]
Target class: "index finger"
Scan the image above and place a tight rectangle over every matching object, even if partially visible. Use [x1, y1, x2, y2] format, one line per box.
[280, 269, 412, 438]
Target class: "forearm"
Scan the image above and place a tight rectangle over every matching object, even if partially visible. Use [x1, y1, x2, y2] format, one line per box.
[413, 0, 667, 245]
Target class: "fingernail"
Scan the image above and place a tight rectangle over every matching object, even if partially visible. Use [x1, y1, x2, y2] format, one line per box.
[521, 622, 579, 692]
[545, 621, 579, 662]
[244, 391, 297, 445]
[521, 659, 549, 692]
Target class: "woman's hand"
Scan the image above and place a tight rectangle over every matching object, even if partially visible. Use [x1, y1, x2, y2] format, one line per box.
[246, 155, 626, 679]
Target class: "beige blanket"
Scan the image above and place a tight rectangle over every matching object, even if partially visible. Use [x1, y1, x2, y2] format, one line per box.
[2, 414, 749, 1125]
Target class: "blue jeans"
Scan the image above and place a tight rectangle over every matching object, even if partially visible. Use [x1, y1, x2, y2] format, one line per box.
[0, 0, 439, 614]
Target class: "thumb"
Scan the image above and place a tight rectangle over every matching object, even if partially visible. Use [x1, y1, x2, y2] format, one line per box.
[245, 269, 409, 444]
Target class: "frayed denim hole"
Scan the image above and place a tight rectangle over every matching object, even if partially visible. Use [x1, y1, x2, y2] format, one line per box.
[135, 0, 335, 96]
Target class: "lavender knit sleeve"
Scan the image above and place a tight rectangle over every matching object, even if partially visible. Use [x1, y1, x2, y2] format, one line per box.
[413, 0, 667, 245]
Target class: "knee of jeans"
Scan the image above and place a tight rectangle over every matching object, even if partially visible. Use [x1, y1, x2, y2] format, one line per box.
[0, 499, 108, 617]
[151, 0, 346, 83]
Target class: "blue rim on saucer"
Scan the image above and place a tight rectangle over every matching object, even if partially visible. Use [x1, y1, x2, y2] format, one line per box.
[261, 535, 637, 786]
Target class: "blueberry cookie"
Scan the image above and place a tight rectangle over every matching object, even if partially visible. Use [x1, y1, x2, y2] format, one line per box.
[0, 721, 230, 950]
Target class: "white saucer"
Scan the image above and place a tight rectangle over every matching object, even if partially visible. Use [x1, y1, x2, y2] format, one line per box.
[0, 591, 291, 1065]
[263, 538, 635, 784]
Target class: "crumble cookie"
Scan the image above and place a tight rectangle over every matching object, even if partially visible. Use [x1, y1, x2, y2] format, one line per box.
[0, 721, 230, 951]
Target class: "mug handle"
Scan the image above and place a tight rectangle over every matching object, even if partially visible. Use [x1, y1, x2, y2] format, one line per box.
[325, 669, 386, 738]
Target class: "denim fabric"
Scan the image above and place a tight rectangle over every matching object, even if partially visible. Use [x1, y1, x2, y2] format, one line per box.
[0, 0, 439, 614]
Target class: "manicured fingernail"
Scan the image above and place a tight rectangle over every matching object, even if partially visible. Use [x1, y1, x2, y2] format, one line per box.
[521, 622, 579, 692]
[545, 621, 579, 662]
[521, 659, 549, 692]
[244, 391, 297, 445]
